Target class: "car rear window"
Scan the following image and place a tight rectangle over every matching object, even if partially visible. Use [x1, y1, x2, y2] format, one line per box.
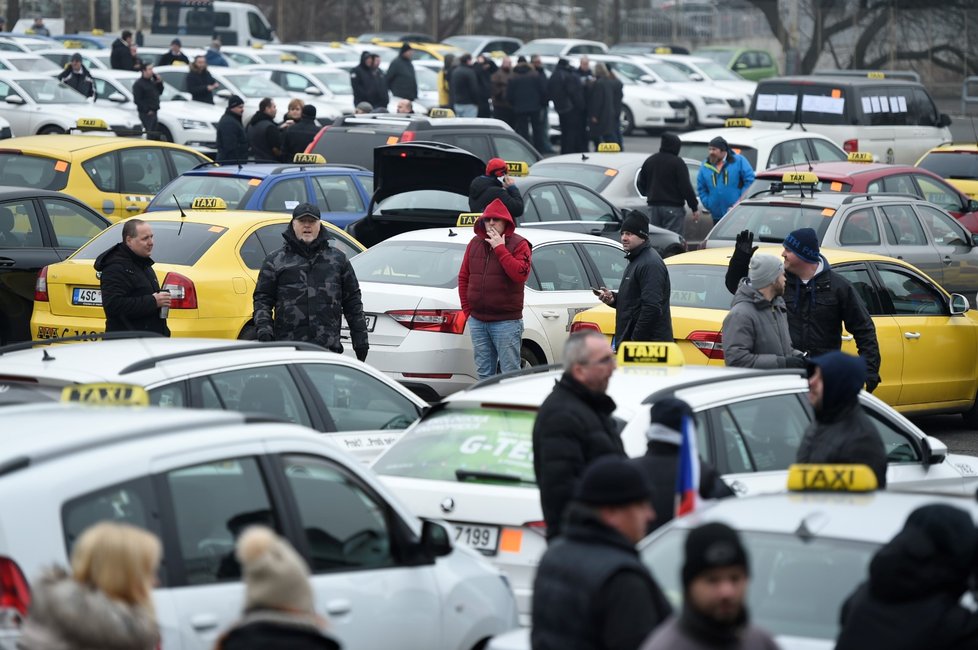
[680, 142, 758, 169]
[667, 264, 732, 309]
[310, 127, 405, 169]
[150, 174, 259, 210]
[72, 220, 227, 266]
[745, 177, 853, 199]
[530, 163, 616, 193]
[751, 82, 850, 126]
[0, 153, 68, 190]
[351, 240, 465, 289]
[917, 151, 978, 181]
[372, 407, 536, 484]
[710, 203, 832, 244]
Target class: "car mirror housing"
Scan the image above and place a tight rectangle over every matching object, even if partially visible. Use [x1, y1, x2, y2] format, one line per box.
[950, 293, 970, 315]
[304, 85, 323, 96]
[107, 92, 126, 103]
[4, 95, 24, 105]
[968, 199, 978, 214]
[939, 113, 952, 128]
[923, 435, 948, 465]
[420, 519, 452, 558]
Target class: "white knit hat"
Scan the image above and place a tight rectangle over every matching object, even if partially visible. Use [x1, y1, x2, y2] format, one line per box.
[236, 526, 314, 615]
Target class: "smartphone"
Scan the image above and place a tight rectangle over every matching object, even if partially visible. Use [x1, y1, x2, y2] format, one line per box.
[591, 287, 603, 296]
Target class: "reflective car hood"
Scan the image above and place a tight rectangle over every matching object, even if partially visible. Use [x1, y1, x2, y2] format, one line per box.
[371, 142, 484, 206]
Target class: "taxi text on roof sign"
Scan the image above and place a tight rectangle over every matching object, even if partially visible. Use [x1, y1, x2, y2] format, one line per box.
[428, 107, 456, 118]
[61, 383, 150, 407]
[724, 118, 752, 128]
[617, 341, 684, 366]
[191, 197, 227, 210]
[294, 153, 326, 164]
[457, 213, 480, 227]
[597, 143, 621, 153]
[786, 464, 878, 492]
[866, 71, 886, 79]
[505, 161, 528, 177]
[847, 151, 873, 163]
[76, 118, 109, 131]
[782, 171, 819, 185]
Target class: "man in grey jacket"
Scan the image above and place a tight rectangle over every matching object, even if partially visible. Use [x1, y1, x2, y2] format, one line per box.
[722, 253, 806, 369]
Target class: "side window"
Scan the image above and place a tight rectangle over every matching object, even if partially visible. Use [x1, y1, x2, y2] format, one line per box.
[41, 198, 105, 249]
[62, 478, 159, 559]
[239, 230, 268, 270]
[914, 175, 962, 213]
[158, 71, 188, 92]
[165, 457, 277, 584]
[441, 134, 492, 161]
[301, 363, 419, 432]
[757, 51, 774, 68]
[326, 231, 361, 260]
[719, 395, 811, 472]
[768, 140, 808, 168]
[494, 135, 537, 162]
[280, 72, 311, 93]
[912, 88, 939, 127]
[864, 408, 921, 463]
[313, 175, 365, 213]
[916, 204, 969, 247]
[119, 148, 167, 195]
[248, 12, 272, 40]
[0, 200, 42, 248]
[279, 454, 394, 571]
[148, 383, 186, 407]
[715, 408, 754, 473]
[881, 174, 918, 197]
[262, 178, 309, 211]
[256, 223, 286, 255]
[835, 265, 883, 315]
[531, 243, 588, 292]
[168, 149, 204, 177]
[838, 207, 881, 246]
[876, 265, 945, 315]
[357, 174, 374, 197]
[881, 204, 927, 246]
[83, 152, 118, 192]
[525, 185, 570, 223]
[565, 185, 617, 222]
[581, 242, 626, 291]
[195, 365, 313, 426]
[809, 138, 846, 161]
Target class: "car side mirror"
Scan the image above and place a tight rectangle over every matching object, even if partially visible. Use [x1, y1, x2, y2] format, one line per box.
[107, 91, 126, 103]
[4, 95, 24, 105]
[216, 88, 231, 99]
[971, 233, 978, 248]
[923, 435, 948, 465]
[950, 293, 970, 315]
[639, 74, 656, 84]
[304, 85, 323, 96]
[689, 73, 704, 81]
[939, 113, 952, 128]
[968, 199, 978, 213]
[419, 519, 452, 557]
[734, 62, 747, 70]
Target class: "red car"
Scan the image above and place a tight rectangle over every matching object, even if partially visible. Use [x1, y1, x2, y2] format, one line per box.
[746, 161, 978, 232]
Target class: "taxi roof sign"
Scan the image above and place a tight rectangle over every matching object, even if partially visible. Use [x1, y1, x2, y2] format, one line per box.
[505, 161, 528, 177]
[724, 117, 752, 128]
[62, 383, 150, 407]
[654, 46, 672, 54]
[866, 71, 886, 79]
[846, 151, 873, 163]
[617, 341, 684, 366]
[787, 464, 878, 492]
[428, 107, 455, 118]
[781, 171, 819, 185]
[457, 212, 480, 227]
[280, 53, 299, 62]
[293, 153, 326, 164]
[191, 196, 227, 210]
[597, 143, 621, 153]
[75, 118, 109, 131]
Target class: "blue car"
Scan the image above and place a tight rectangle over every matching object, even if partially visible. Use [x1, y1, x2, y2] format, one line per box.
[145, 161, 374, 229]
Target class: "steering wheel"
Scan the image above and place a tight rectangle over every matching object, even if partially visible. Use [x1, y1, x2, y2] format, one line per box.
[342, 529, 382, 557]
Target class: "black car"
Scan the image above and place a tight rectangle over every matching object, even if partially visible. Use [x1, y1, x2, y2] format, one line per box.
[307, 113, 542, 170]
[0, 187, 110, 344]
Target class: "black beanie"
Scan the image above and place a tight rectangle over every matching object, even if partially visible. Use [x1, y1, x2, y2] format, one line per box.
[620, 210, 649, 239]
[574, 456, 652, 506]
[682, 522, 749, 588]
[708, 136, 728, 151]
[783, 227, 820, 264]
[650, 397, 693, 432]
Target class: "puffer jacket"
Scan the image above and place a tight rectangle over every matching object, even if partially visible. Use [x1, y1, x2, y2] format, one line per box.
[18, 566, 159, 650]
[695, 149, 755, 219]
[722, 279, 799, 368]
[253, 226, 368, 355]
[611, 239, 673, 344]
[457, 205, 531, 321]
[94, 242, 168, 336]
[216, 610, 342, 650]
[385, 54, 417, 101]
[468, 175, 524, 217]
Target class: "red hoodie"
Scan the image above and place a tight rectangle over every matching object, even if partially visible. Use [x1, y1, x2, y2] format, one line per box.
[458, 198, 532, 322]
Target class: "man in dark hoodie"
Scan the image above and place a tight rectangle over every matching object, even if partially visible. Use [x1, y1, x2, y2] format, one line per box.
[468, 157, 524, 217]
[350, 51, 388, 110]
[836, 504, 978, 650]
[253, 203, 369, 361]
[457, 197, 531, 379]
[450, 53, 480, 118]
[283, 104, 320, 161]
[247, 97, 284, 161]
[796, 350, 887, 487]
[386, 43, 417, 102]
[507, 56, 544, 148]
[547, 58, 587, 154]
[216, 95, 248, 162]
[96, 218, 170, 336]
[637, 132, 700, 237]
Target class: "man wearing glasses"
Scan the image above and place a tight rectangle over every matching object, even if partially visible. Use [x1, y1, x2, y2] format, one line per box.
[532, 331, 625, 541]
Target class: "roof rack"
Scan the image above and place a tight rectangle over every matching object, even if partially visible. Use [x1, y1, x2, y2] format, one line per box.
[640, 368, 806, 405]
[118, 341, 328, 375]
[841, 192, 919, 205]
[0, 331, 164, 357]
[464, 363, 562, 392]
[269, 162, 368, 174]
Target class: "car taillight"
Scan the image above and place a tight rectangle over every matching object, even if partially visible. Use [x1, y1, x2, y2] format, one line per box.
[387, 309, 467, 334]
[161, 272, 197, 309]
[687, 330, 723, 359]
[305, 125, 329, 154]
[399, 130, 417, 142]
[33, 266, 48, 302]
[0, 556, 30, 625]
[843, 139, 858, 153]
[570, 321, 602, 333]
[522, 520, 547, 538]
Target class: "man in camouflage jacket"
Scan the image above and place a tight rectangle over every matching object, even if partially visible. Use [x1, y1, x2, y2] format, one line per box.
[253, 203, 369, 360]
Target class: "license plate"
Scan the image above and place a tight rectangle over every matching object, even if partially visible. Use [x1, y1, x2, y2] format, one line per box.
[341, 314, 376, 333]
[72, 288, 102, 306]
[452, 522, 500, 555]
[675, 110, 686, 119]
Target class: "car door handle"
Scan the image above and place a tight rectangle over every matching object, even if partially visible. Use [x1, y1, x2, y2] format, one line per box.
[190, 614, 218, 631]
[325, 598, 352, 616]
[904, 332, 922, 339]
[541, 310, 560, 319]
[126, 205, 143, 212]
[841, 334, 853, 342]
[944, 256, 953, 266]
[0, 257, 14, 267]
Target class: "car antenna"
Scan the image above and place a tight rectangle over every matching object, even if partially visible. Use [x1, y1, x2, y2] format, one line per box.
[581, 152, 589, 161]
[173, 194, 186, 219]
[448, 228, 457, 237]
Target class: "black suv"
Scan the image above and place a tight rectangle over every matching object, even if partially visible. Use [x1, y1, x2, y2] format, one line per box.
[307, 114, 542, 170]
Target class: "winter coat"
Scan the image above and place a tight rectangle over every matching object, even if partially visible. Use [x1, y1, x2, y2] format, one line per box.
[283, 116, 321, 162]
[385, 54, 417, 101]
[695, 150, 755, 219]
[451, 63, 481, 105]
[795, 352, 887, 487]
[532, 504, 673, 650]
[131, 76, 163, 113]
[57, 66, 95, 99]
[216, 110, 249, 162]
[722, 280, 799, 369]
[95, 242, 169, 336]
[205, 48, 229, 67]
[253, 226, 368, 355]
[532, 373, 624, 539]
[507, 62, 544, 115]
[18, 566, 158, 650]
[247, 111, 283, 161]
[638, 133, 698, 210]
[587, 76, 620, 139]
[457, 209, 530, 322]
[350, 54, 389, 109]
[611, 240, 673, 344]
[640, 609, 780, 650]
[490, 67, 513, 110]
[157, 50, 189, 67]
[548, 61, 585, 114]
[186, 68, 217, 104]
[110, 38, 135, 71]
[216, 610, 342, 650]
[468, 175, 524, 217]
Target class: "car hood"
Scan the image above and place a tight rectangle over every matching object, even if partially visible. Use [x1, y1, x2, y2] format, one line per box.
[371, 142, 485, 205]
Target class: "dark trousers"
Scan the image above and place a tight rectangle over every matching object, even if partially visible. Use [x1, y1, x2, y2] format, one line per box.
[534, 107, 552, 153]
[514, 112, 534, 143]
[559, 110, 587, 154]
[139, 111, 160, 140]
[493, 105, 515, 129]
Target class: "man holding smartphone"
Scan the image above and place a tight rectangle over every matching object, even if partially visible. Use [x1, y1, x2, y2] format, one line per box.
[132, 63, 164, 140]
[469, 158, 524, 218]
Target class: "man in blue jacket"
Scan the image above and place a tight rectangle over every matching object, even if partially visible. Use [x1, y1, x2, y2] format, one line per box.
[696, 136, 755, 222]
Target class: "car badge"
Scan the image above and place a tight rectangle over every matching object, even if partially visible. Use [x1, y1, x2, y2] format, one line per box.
[440, 497, 455, 514]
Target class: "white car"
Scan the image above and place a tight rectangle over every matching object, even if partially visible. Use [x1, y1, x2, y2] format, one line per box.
[347, 227, 621, 400]
[298, 42, 365, 65]
[657, 53, 757, 108]
[36, 47, 109, 70]
[0, 35, 56, 53]
[221, 45, 294, 66]
[514, 38, 608, 58]
[0, 71, 141, 136]
[247, 64, 354, 117]
[90, 69, 222, 151]
[0, 338, 428, 463]
[264, 43, 337, 66]
[679, 125, 848, 171]
[0, 403, 518, 650]
[370, 356, 978, 622]
[0, 51, 59, 73]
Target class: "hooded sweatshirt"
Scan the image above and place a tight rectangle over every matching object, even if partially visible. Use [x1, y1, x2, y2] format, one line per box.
[350, 51, 389, 109]
[638, 133, 699, 210]
[457, 198, 531, 322]
[722, 279, 798, 368]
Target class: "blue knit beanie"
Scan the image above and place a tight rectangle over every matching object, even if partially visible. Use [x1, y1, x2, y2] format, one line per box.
[783, 227, 820, 264]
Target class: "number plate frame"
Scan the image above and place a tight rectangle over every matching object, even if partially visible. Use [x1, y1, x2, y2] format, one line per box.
[451, 522, 501, 555]
[71, 288, 102, 306]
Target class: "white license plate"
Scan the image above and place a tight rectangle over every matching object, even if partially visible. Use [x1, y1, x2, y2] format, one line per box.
[341, 314, 376, 333]
[72, 288, 102, 306]
[675, 110, 686, 118]
[452, 523, 500, 554]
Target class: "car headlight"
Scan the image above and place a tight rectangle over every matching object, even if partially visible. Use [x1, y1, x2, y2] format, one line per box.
[703, 97, 725, 105]
[640, 99, 665, 107]
[179, 119, 212, 130]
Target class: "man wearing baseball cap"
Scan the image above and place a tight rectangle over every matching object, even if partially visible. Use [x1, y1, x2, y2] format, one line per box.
[695, 135, 755, 222]
[57, 52, 94, 100]
[468, 157, 524, 218]
[253, 202, 369, 362]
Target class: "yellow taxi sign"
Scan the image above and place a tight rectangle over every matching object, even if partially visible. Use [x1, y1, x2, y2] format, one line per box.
[62, 40, 83, 48]
[61, 383, 150, 407]
[345, 36, 357, 44]
[866, 71, 886, 79]
[293, 153, 326, 164]
[91, 28, 105, 35]
[252, 42, 265, 49]
[782, 171, 819, 185]
[787, 464, 878, 492]
[616, 341, 684, 366]
[505, 161, 529, 177]
[457, 212, 480, 227]
[597, 143, 621, 153]
[428, 107, 455, 118]
[280, 53, 298, 62]
[724, 117, 752, 128]
[190, 196, 227, 210]
[654, 46, 672, 54]
[75, 117, 109, 130]
[847, 151, 873, 163]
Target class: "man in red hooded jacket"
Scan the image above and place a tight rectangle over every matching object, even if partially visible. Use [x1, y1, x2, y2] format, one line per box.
[458, 197, 532, 379]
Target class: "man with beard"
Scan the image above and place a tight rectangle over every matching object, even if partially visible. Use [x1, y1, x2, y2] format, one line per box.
[695, 135, 755, 222]
[187, 55, 219, 104]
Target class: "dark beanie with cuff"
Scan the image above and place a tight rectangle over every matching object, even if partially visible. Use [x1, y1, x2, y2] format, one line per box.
[620, 210, 650, 239]
[574, 456, 652, 507]
[783, 227, 821, 264]
[682, 522, 749, 589]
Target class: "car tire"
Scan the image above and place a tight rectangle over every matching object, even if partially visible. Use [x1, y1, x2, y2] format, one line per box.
[238, 324, 257, 340]
[520, 344, 541, 369]
[687, 106, 700, 130]
[37, 125, 64, 135]
[621, 106, 634, 137]
[158, 125, 173, 142]
[962, 399, 978, 428]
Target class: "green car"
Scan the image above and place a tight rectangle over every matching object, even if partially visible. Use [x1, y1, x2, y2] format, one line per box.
[693, 47, 779, 81]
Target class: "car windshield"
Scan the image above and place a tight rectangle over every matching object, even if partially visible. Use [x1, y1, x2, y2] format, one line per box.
[696, 60, 743, 81]
[745, 177, 853, 199]
[149, 174, 258, 210]
[372, 407, 537, 484]
[667, 264, 734, 309]
[530, 163, 617, 193]
[917, 152, 978, 181]
[516, 42, 564, 56]
[17, 78, 89, 104]
[8, 57, 58, 72]
[647, 60, 690, 82]
[694, 49, 735, 66]
[219, 72, 286, 97]
[313, 70, 353, 95]
[680, 141, 758, 169]
[352, 240, 465, 288]
[72, 220, 227, 265]
[710, 202, 832, 243]
[0, 154, 68, 190]
[641, 528, 875, 641]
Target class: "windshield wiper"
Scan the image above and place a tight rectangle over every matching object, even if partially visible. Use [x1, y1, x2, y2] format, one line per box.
[455, 469, 532, 484]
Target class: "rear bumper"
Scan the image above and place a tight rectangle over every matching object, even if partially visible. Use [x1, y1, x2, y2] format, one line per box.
[31, 307, 245, 340]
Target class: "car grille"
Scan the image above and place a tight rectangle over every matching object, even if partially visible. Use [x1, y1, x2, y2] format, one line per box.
[668, 100, 687, 109]
[726, 99, 745, 109]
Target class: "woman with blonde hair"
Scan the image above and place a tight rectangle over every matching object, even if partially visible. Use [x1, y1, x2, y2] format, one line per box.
[19, 521, 161, 650]
[282, 98, 304, 129]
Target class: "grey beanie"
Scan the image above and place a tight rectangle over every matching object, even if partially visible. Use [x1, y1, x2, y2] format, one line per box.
[748, 254, 783, 289]
[236, 526, 315, 615]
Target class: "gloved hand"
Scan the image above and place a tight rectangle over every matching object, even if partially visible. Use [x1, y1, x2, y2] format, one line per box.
[355, 347, 368, 362]
[865, 375, 880, 393]
[735, 229, 758, 259]
[784, 355, 807, 369]
[257, 330, 273, 342]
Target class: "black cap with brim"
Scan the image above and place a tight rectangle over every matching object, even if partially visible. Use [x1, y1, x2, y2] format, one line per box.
[292, 202, 321, 220]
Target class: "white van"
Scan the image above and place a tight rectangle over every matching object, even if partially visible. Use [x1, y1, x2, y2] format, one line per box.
[748, 75, 952, 164]
[145, 0, 278, 48]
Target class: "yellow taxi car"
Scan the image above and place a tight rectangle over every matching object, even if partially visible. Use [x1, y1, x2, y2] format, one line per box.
[373, 41, 463, 62]
[915, 143, 978, 199]
[0, 131, 211, 221]
[571, 246, 978, 422]
[31, 198, 365, 340]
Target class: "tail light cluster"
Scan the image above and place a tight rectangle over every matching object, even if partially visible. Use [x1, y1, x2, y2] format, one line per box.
[388, 309, 467, 334]
[523, 520, 547, 538]
[161, 272, 198, 309]
[569, 321, 602, 334]
[843, 139, 858, 153]
[687, 330, 723, 360]
[0, 556, 30, 629]
[34, 266, 48, 302]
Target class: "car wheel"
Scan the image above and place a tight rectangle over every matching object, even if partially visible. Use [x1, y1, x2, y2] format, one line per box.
[158, 125, 173, 142]
[238, 324, 257, 340]
[621, 106, 634, 137]
[38, 125, 64, 135]
[687, 106, 700, 130]
[520, 344, 541, 369]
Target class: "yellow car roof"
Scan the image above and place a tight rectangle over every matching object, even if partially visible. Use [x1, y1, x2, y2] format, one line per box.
[925, 143, 978, 153]
[0, 136, 208, 161]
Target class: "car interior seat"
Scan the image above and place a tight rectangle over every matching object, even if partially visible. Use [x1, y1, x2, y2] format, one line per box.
[0, 206, 21, 247]
[533, 258, 560, 291]
[324, 188, 351, 212]
[237, 376, 291, 422]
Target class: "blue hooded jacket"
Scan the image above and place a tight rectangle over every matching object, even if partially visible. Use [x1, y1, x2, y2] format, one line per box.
[695, 147, 755, 220]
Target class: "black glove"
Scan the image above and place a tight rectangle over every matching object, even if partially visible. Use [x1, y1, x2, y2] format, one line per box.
[784, 356, 807, 369]
[355, 347, 368, 362]
[257, 330, 273, 342]
[735, 229, 758, 258]
[865, 375, 880, 393]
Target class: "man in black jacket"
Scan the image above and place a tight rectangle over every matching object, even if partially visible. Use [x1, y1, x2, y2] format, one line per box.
[637, 132, 700, 236]
[132, 63, 164, 139]
[216, 95, 248, 163]
[548, 58, 586, 154]
[247, 97, 283, 161]
[796, 350, 888, 487]
[283, 104, 320, 162]
[187, 55, 219, 104]
[596, 211, 673, 346]
[533, 456, 672, 650]
[157, 38, 190, 67]
[110, 30, 134, 71]
[450, 53, 480, 118]
[95, 219, 170, 336]
[350, 51, 388, 110]
[532, 330, 625, 540]
[57, 53, 95, 100]
[468, 157, 523, 217]
[507, 57, 545, 149]
[385, 43, 417, 102]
